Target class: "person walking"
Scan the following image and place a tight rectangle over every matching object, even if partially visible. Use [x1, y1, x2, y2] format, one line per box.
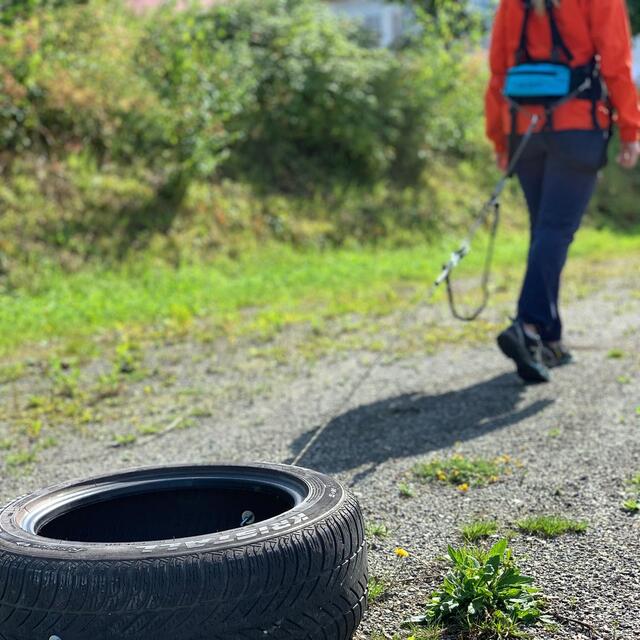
[485, 0, 640, 383]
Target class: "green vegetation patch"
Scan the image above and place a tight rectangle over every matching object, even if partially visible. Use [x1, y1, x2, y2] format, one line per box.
[112, 433, 137, 447]
[398, 482, 415, 499]
[367, 576, 389, 604]
[413, 453, 512, 489]
[1, 228, 639, 361]
[406, 540, 545, 639]
[516, 515, 588, 538]
[5, 450, 36, 468]
[461, 520, 499, 542]
[622, 472, 640, 514]
[0, 363, 26, 384]
[403, 627, 444, 640]
[365, 523, 389, 540]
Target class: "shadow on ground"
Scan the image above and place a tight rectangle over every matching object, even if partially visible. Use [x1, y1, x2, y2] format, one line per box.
[289, 373, 554, 481]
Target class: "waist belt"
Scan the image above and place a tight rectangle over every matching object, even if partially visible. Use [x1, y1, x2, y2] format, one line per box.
[505, 61, 603, 106]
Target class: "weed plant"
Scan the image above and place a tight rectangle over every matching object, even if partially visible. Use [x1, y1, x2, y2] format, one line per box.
[407, 540, 544, 639]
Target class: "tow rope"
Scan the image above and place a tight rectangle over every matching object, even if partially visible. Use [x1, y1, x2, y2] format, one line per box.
[431, 114, 540, 321]
[291, 118, 542, 466]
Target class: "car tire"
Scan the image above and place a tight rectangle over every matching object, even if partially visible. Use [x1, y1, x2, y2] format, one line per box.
[0, 463, 367, 640]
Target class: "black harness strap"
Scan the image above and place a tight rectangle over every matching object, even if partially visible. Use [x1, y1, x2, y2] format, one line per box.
[516, 1, 533, 63]
[516, 0, 573, 65]
[546, 0, 573, 63]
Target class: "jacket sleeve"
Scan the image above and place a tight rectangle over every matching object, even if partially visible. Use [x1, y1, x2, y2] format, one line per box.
[485, 0, 509, 154]
[591, 0, 640, 142]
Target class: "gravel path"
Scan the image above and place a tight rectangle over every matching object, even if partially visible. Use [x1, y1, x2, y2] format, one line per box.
[1, 263, 639, 639]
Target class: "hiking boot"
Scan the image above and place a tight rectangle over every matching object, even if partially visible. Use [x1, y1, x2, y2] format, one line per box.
[541, 342, 574, 368]
[497, 322, 551, 383]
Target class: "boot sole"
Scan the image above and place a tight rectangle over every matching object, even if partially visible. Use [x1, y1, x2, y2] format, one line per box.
[497, 331, 550, 383]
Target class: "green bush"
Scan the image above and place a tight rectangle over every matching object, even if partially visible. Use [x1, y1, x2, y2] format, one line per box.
[0, 0, 493, 273]
[139, 0, 488, 192]
[0, 0, 635, 284]
[591, 135, 640, 230]
[0, 0, 87, 26]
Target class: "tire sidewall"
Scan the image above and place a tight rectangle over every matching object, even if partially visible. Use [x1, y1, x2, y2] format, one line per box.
[0, 463, 346, 560]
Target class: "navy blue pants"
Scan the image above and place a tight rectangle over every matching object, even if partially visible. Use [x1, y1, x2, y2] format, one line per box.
[514, 130, 608, 342]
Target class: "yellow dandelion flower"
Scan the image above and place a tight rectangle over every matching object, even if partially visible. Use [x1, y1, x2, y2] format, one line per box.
[457, 482, 470, 492]
[436, 470, 447, 482]
[489, 475, 499, 483]
[394, 547, 409, 558]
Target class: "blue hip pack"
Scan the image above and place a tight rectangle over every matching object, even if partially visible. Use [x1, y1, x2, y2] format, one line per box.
[504, 62, 571, 103]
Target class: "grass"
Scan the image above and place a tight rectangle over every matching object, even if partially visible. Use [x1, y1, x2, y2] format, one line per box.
[1, 227, 638, 360]
[5, 450, 36, 468]
[112, 433, 137, 447]
[0, 362, 25, 384]
[372, 630, 444, 640]
[413, 453, 511, 489]
[367, 577, 389, 603]
[365, 522, 389, 540]
[398, 482, 415, 498]
[622, 472, 640, 514]
[516, 515, 588, 538]
[137, 423, 163, 436]
[461, 520, 499, 542]
[404, 627, 444, 640]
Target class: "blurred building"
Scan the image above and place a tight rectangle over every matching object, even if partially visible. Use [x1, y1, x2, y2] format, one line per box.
[129, 0, 160, 8]
[127, 0, 414, 48]
[128, 0, 221, 9]
[634, 36, 640, 85]
[325, 1, 414, 48]
[127, 0, 640, 75]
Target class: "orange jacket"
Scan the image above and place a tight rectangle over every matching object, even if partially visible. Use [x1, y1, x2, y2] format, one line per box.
[485, 0, 640, 153]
